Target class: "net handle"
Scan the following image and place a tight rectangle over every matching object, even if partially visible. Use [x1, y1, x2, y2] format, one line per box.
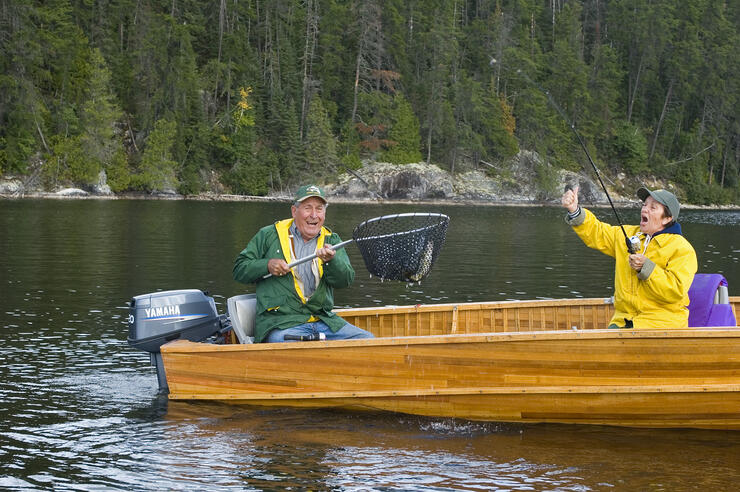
[262, 239, 354, 278]
[285, 239, 354, 269]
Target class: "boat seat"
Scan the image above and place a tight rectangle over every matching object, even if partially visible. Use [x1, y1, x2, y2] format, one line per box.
[687, 274, 737, 327]
[227, 294, 257, 343]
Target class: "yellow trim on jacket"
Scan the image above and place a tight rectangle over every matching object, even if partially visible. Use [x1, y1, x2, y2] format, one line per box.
[274, 218, 328, 307]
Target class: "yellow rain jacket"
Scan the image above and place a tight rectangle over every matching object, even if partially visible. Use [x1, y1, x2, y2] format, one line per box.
[567, 208, 697, 328]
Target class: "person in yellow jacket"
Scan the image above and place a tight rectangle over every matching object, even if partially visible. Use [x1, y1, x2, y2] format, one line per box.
[562, 185, 697, 329]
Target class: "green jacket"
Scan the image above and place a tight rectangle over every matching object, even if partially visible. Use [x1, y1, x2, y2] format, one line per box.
[232, 218, 355, 342]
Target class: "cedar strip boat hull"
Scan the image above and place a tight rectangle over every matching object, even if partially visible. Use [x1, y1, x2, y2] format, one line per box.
[161, 295, 740, 429]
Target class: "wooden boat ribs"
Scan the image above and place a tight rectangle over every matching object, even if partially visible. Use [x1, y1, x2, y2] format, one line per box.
[337, 298, 619, 335]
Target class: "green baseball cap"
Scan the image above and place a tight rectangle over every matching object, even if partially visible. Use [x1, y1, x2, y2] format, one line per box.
[294, 184, 327, 204]
[637, 187, 680, 221]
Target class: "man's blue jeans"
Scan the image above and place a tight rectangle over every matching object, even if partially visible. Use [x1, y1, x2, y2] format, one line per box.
[265, 320, 374, 343]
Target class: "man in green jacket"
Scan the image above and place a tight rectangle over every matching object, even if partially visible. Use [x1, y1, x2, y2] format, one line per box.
[233, 184, 374, 342]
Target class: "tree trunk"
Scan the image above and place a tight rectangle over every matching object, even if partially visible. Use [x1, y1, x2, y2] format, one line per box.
[649, 80, 673, 160]
[426, 123, 432, 164]
[299, 0, 318, 140]
[720, 134, 730, 187]
[351, 45, 362, 124]
[627, 55, 642, 123]
[215, 0, 225, 101]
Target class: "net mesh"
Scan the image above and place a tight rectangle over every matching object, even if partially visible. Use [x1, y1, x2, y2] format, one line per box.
[352, 213, 449, 282]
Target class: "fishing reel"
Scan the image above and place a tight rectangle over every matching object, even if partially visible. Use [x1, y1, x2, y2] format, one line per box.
[627, 234, 641, 254]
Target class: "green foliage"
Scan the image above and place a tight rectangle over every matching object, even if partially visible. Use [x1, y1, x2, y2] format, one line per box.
[0, 108, 37, 174]
[461, 78, 519, 162]
[608, 122, 649, 174]
[0, 138, 6, 174]
[356, 91, 422, 164]
[136, 118, 178, 192]
[338, 120, 362, 171]
[80, 49, 124, 170]
[381, 95, 422, 164]
[587, 44, 625, 142]
[304, 96, 338, 175]
[534, 159, 560, 201]
[43, 135, 99, 187]
[224, 157, 269, 196]
[265, 92, 302, 185]
[221, 126, 269, 196]
[106, 148, 132, 192]
[677, 160, 733, 205]
[0, 0, 737, 203]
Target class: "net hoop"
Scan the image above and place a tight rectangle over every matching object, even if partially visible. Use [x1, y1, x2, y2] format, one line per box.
[352, 212, 449, 282]
[354, 213, 449, 243]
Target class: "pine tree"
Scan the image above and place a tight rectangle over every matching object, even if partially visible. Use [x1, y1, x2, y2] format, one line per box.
[137, 118, 178, 192]
[80, 48, 126, 184]
[304, 96, 338, 176]
[382, 94, 422, 164]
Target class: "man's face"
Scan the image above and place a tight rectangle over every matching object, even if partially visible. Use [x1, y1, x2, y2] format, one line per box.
[291, 197, 326, 241]
[639, 196, 672, 235]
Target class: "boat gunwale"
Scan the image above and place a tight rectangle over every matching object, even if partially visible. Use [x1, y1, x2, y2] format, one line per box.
[333, 296, 616, 316]
[335, 295, 740, 314]
[160, 326, 740, 354]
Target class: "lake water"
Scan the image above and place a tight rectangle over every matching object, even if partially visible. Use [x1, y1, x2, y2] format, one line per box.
[1, 198, 739, 490]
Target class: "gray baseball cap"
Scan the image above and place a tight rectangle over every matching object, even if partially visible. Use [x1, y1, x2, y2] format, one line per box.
[637, 187, 680, 221]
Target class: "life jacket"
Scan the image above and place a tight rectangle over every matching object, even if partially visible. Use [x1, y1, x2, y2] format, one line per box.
[274, 218, 329, 305]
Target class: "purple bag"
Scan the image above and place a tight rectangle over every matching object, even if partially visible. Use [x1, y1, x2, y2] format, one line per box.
[688, 274, 737, 327]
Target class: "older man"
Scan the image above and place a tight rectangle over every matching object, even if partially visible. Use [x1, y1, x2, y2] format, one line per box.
[233, 184, 374, 342]
[562, 185, 697, 329]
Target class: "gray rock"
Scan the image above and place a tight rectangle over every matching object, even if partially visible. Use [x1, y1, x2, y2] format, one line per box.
[0, 179, 23, 195]
[56, 188, 89, 197]
[328, 151, 631, 205]
[92, 170, 113, 195]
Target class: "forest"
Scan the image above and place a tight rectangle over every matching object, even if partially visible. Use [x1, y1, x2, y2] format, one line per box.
[1, 0, 738, 203]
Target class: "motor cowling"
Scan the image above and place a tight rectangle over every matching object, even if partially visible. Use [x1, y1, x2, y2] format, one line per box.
[127, 289, 224, 392]
[128, 289, 222, 352]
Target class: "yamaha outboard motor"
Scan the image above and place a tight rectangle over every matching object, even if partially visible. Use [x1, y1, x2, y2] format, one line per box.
[127, 289, 229, 392]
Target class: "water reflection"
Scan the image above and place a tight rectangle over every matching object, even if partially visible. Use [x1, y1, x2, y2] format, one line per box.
[1, 199, 739, 490]
[158, 403, 590, 491]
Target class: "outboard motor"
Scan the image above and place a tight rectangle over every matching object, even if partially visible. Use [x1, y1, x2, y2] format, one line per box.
[127, 289, 229, 392]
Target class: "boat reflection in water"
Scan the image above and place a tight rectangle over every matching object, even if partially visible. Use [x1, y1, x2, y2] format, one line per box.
[160, 398, 740, 490]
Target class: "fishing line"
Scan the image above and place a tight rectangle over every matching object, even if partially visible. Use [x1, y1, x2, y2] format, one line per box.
[490, 58, 636, 253]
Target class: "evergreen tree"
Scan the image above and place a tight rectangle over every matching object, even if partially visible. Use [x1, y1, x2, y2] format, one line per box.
[382, 95, 423, 164]
[137, 118, 178, 192]
[304, 95, 338, 176]
[80, 48, 126, 183]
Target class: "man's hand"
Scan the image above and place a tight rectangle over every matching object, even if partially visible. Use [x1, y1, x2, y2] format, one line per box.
[628, 253, 647, 272]
[316, 246, 335, 263]
[561, 185, 580, 213]
[268, 258, 291, 276]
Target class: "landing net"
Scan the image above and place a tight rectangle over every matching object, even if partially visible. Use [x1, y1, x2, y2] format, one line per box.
[353, 213, 449, 282]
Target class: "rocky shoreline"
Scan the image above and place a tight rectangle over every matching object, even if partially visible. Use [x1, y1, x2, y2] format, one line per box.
[2, 152, 737, 209]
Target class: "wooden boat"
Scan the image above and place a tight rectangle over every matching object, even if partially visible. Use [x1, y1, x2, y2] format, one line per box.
[154, 295, 740, 430]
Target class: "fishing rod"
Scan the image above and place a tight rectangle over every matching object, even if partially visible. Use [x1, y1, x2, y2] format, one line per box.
[490, 58, 637, 253]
